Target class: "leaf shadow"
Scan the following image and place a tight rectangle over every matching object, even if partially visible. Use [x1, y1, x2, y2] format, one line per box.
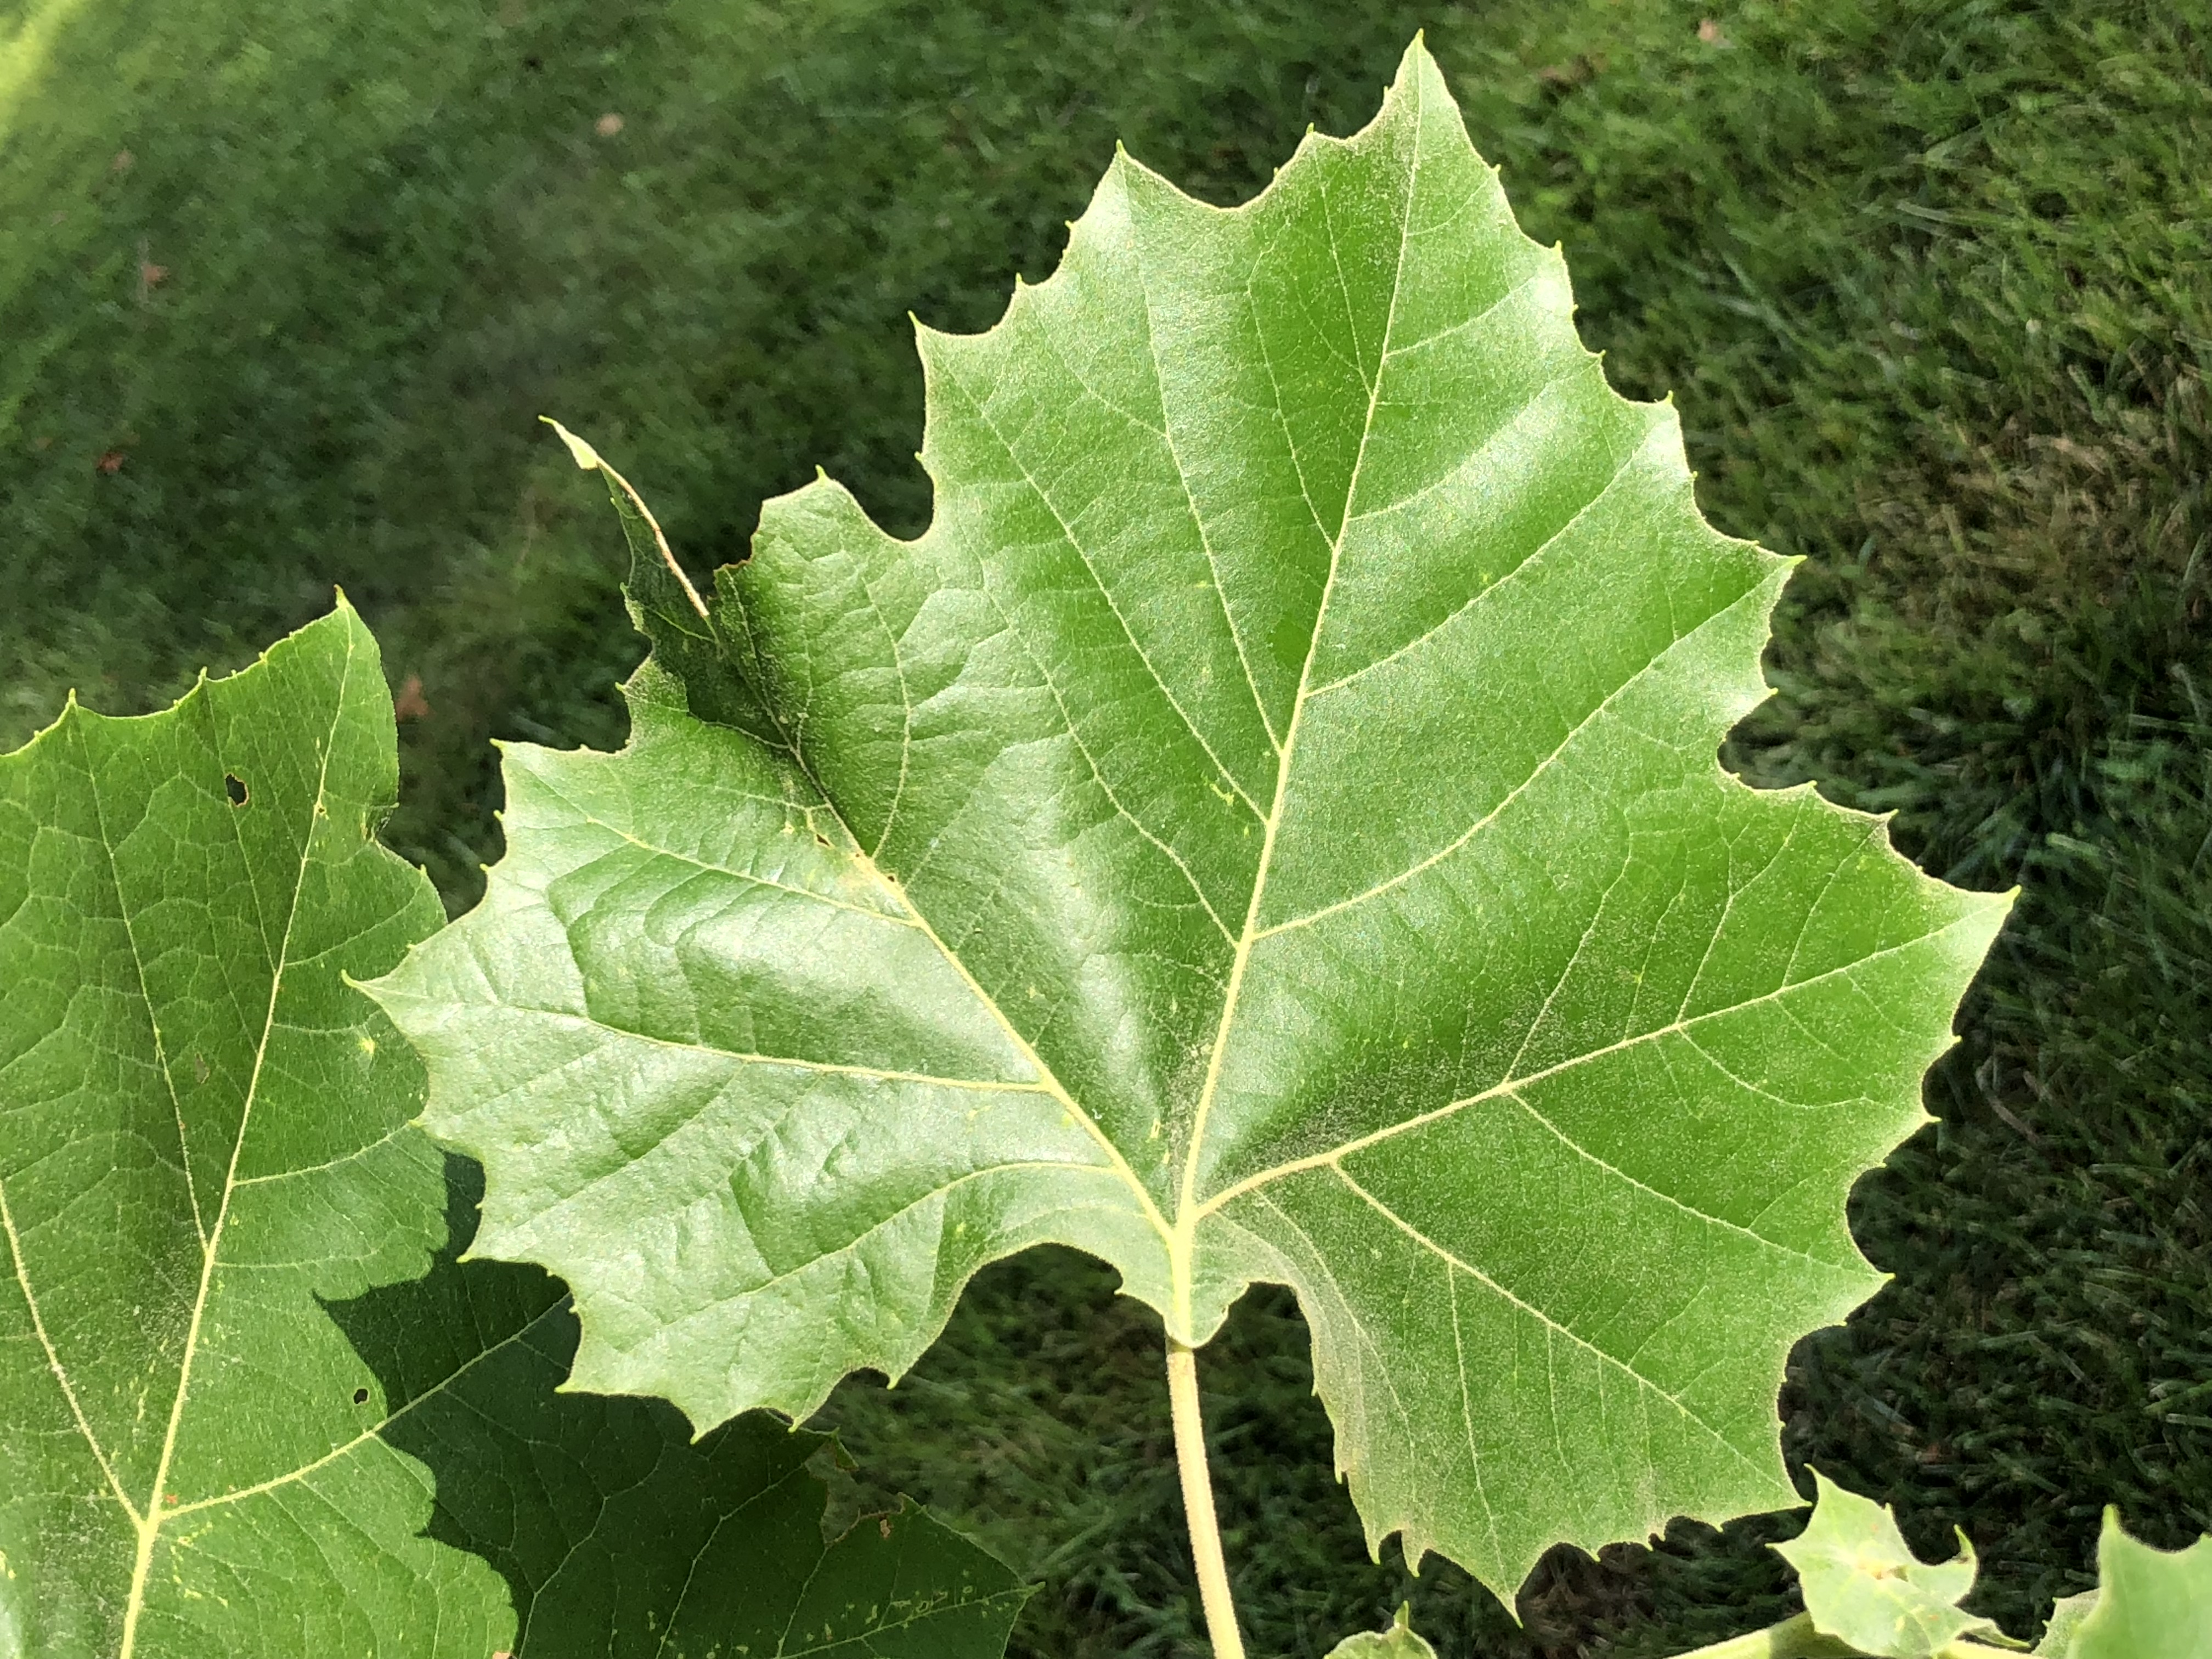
[323, 1153, 837, 1656]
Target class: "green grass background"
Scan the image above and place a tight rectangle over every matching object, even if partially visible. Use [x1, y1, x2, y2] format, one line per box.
[3, 0, 2207, 1653]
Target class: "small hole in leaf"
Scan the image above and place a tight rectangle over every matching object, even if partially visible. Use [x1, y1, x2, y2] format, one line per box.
[813, 833, 830, 847]
[353, 1387, 369, 1404]
[224, 774, 248, 806]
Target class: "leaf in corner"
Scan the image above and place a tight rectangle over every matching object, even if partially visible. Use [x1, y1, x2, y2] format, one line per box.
[1774, 1471, 2001, 1657]
[367, 37, 2011, 1597]
[2034, 1511, 2212, 1659]
[1326, 1604, 1438, 1659]
[0, 605, 1023, 1658]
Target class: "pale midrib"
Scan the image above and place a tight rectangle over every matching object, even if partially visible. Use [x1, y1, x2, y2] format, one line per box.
[721, 1159, 1114, 1308]
[527, 770, 919, 929]
[854, 567, 916, 861]
[1446, 1265, 1508, 1569]
[1252, 577, 1758, 946]
[771, 1472, 840, 1659]
[973, 577, 1239, 943]
[230, 1120, 410, 1188]
[1170, 72, 1429, 1308]
[852, 853, 1172, 1240]
[1301, 398, 1634, 700]
[763, 1483, 1025, 1659]
[1, 717, 241, 1530]
[115, 634, 353, 1659]
[777, 1587, 1028, 1659]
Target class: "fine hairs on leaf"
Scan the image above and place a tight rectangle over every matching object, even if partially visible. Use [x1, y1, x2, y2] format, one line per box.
[0, 603, 1025, 1657]
[364, 32, 2016, 1657]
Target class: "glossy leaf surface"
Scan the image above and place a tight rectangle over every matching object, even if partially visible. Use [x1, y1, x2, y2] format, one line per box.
[370, 40, 2010, 1594]
[0, 607, 1022, 1658]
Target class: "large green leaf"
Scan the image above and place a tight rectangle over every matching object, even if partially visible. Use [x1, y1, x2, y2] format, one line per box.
[368, 38, 2010, 1595]
[0, 605, 1023, 1657]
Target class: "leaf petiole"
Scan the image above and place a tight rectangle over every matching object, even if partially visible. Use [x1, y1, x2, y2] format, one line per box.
[1167, 1336, 1248, 1659]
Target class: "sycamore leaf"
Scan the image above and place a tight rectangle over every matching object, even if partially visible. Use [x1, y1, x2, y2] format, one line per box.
[367, 38, 2011, 1596]
[0, 606, 1022, 1658]
[1325, 1604, 1437, 1659]
[2033, 1511, 2212, 1659]
[1774, 1472, 2001, 1657]
[2034, 1594, 2099, 1658]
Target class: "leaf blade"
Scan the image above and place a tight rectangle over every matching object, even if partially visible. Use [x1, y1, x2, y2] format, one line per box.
[2041, 1510, 2212, 1659]
[0, 607, 1025, 1658]
[1774, 1470, 1998, 1658]
[1, 603, 503, 1655]
[372, 36, 2010, 1599]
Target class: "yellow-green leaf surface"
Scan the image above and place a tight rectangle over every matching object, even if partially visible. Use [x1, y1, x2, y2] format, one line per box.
[1774, 1472, 1997, 1657]
[1325, 1604, 1437, 1659]
[368, 40, 2010, 1595]
[2035, 1511, 2212, 1659]
[0, 606, 1024, 1657]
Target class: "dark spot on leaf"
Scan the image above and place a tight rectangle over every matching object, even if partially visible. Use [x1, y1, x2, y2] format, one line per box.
[224, 773, 248, 806]
[813, 832, 830, 847]
[522, 54, 541, 70]
[353, 1387, 370, 1404]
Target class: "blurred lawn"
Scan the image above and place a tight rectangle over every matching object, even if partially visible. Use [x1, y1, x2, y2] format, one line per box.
[3, 1, 2208, 1655]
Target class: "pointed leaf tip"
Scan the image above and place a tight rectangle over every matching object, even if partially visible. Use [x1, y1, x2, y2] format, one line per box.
[1325, 1604, 1438, 1659]
[541, 415, 604, 472]
[1776, 1472, 1999, 1657]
